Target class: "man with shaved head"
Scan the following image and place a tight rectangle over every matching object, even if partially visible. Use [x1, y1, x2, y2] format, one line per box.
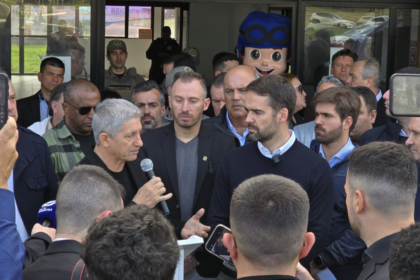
[43, 78, 101, 186]
[204, 65, 258, 146]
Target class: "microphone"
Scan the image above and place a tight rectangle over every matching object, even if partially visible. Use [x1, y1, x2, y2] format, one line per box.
[273, 155, 280, 163]
[37, 200, 57, 228]
[140, 158, 170, 216]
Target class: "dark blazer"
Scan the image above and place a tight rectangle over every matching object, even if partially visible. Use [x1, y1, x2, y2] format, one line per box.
[373, 96, 388, 128]
[17, 90, 41, 128]
[358, 121, 403, 146]
[15, 126, 58, 235]
[23, 233, 52, 269]
[22, 240, 85, 280]
[138, 122, 236, 237]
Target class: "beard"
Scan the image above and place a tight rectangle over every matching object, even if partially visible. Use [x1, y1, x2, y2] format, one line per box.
[315, 123, 343, 145]
[248, 118, 277, 143]
[174, 113, 201, 129]
[141, 115, 157, 131]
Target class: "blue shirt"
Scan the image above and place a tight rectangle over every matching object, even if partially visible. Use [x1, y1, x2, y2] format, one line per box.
[226, 111, 249, 146]
[258, 129, 296, 158]
[319, 138, 355, 168]
[39, 91, 49, 122]
[8, 170, 29, 242]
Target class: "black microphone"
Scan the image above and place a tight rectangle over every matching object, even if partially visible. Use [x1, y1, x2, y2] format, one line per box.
[140, 158, 170, 216]
[273, 155, 281, 163]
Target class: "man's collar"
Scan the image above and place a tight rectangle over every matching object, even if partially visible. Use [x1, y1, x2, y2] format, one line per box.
[362, 232, 399, 264]
[319, 138, 354, 166]
[376, 89, 382, 102]
[258, 130, 296, 159]
[107, 66, 127, 76]
[55, 117, 75, 140]
[226, 111, 248, 136]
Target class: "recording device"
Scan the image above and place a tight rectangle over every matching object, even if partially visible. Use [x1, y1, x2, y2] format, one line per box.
[37, 200, 57, 228]
[390, 73, 420, 117]
[0, 73, 9, 130]
[140, 158, 170, 216]
[205, 224, 235, 268]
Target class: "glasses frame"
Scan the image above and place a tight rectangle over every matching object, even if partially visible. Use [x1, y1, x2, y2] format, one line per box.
[65, 101, 96, 116]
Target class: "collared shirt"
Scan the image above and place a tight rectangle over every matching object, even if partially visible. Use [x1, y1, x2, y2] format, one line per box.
[7, 170, 29, 242]
[226, 111, 249, 146]
[319, 138, 355, 168]
[43, 118, 86, 186]
[53, 238, 72, 242]
[362, 232, 398, 264]
[396, 120, 409, 137]
[258, 130, 296, 159]
[38, 91, 49, 122]
[376, 89, 382, 102]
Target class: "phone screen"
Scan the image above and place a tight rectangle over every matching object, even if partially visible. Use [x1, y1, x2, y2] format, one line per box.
[205, 225, 235, 267]
[390, 73, 420, 116]
[0, 74, 9, 130]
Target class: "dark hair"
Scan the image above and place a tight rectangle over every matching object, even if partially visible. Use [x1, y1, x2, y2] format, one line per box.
[231, 174, 309, 268]
[162, 26, 171, 33]
[348, 142, 417, 216]
[172, 53, 197, 72]
[48, 83, 66, 117]
[246, 75, 296, 123]
[332, 49, 358, 65]
[396, 67, 420, 74]
[100, 88, 122, 101]
[80, 205, 180, 280]
[351, 86, 377, 113]
[131, 80, 165, 106]
[389, 223, 420, 280]
[40, 57, 65, 73]
[312, 87, 361, 132]
[212, 52, 238, 74]
[211, 72, 226, 89]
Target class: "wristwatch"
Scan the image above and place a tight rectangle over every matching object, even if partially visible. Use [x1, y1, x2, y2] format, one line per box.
[313, 255, 327, 270]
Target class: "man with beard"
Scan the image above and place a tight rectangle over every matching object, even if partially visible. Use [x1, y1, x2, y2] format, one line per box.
[310, 88, 366, 280]
[132, 80, 167, 133]
[208, 75, 334, 273]
[139, 71, 235, 278]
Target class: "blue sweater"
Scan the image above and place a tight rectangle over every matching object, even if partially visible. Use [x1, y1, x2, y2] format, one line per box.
[207, 140, 334, 266]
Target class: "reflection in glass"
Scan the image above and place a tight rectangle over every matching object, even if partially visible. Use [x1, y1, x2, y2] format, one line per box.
[395, 10, 420, 71]
[105, 5, 125, 37]
[391, 75, 420, 115]
[164, 8, 176, 40]
[128, 6, 151, 38]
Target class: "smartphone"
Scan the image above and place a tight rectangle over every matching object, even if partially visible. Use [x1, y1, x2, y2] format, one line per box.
[389, 73, 420, 117]
[205, 224, 235, 267]
[0, 73, 9, 130]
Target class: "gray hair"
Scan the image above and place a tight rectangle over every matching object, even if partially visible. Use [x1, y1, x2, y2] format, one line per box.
[316, 75, 345, 92]
[92, 99, 141, 145]
[360, 58, 381, 89]
[56, 165, 125, 236]
[131, 80, 165, 107]
[172, 71, 208, 99]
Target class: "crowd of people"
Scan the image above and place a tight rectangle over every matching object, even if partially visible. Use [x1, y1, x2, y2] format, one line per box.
[1, 13, 420, 280]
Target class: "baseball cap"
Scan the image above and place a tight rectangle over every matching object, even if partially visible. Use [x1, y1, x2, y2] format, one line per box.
[165, 66, 194, 89]
[183, 47, 200, 65]
[107, 40, 127, 53]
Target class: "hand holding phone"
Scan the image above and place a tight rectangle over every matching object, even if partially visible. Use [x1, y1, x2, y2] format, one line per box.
[205, 224, 235, 268]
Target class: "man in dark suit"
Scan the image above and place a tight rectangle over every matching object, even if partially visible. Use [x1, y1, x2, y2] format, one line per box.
[7, 75, 58, 241]
[345, 142, 416, 280]
[17, 57, 65, 128]
[22, 165, 125, 280]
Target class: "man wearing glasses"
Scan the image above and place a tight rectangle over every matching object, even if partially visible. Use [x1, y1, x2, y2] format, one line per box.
[43, 79, 100, 186]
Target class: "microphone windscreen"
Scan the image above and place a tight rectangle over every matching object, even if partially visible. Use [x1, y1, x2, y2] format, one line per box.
[140, 158, 154, 172]
[37, 200, 57, 229]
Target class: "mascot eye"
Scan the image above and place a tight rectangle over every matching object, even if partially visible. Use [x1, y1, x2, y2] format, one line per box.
[271, 51, 283, 62]
[248, 49, 261, 60]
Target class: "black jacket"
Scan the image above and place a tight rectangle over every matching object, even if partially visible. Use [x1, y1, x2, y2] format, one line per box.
[23, 233, 52, 269]
[358, 121, 404, 146]
[373, 96, 388, 128]
[17, 90, 42, 128]
[203, 106, 253, 147]
[138, 122, 236, 237]
[22, 240, 85, 280]
[15, 126, 58, 234]
[146, 38, 181, 84]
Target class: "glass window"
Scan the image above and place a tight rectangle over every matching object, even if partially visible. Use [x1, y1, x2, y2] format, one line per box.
[303, 7, 390, 92]
[394, 9, 420, 71]
[164, 8, 176, 40]
[105, 5, 125, 37]
[128, 6, 152, 38]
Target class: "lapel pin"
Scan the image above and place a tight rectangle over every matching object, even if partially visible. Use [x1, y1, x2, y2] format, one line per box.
[203, 156, 208, 161]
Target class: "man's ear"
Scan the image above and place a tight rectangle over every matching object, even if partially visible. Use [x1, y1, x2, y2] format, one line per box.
[215, 70, 221, 77]
[343, 116, 353, 131]
[62, 102, 69, 114]
[161, 105, 166, 117]
[96, 210, 112, 222]
[299, 232, 315, 259]
[355, 190, 366, 214]
[37, 72, 42, 82]
[223, 233, 238, 260]
[204, 98, 210, 111]
[365, 77, 373, 88]
[99, 133, 110, 147]
[168, 95, 172, 109]
[278, 108, 288, 124]
[369, 110, 377, 124]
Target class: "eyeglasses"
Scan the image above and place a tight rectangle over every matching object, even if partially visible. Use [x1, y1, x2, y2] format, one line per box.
[294, 84, 303, 93]
[65, 101, 96, 116]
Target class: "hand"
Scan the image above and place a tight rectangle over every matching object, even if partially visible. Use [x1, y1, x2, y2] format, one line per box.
[184, 255, 199, 275]
[181, 208, 211, 239]
[31, 223, 56, 241]
[132, 177, 172, 208]
[296, 262, 315, 280]
[309, 261, 321, 278]
[0, 117, 19, 189]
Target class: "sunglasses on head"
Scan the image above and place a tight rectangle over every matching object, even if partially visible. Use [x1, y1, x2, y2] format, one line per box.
[294, 84, 303, 93]
[65, 101, 96, 116]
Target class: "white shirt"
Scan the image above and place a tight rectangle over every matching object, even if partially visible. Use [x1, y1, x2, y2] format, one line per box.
[54, 238, 72, 242]
[258, 130, 296, 159]
[226, 112, 249, 146]
[376, 90, 382, 102]
[8, 170, 29, 242]
[28, 117, 53, 136]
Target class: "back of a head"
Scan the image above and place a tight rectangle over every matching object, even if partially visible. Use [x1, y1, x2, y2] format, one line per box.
[316, 75, 346, 91]
[40, 57, 65, 73]
[63, 78, 98, 102]
[56, 165, 125, 237]
[351, 86, 377, 113]
[172, 53, 197, 72]
[396, 67, 420, 74]
[312, 87, 361, 132]
[48, 82, 67, 116]
[212, 52, 238, 73]
[100, 88, 122, 101]
[389, 223, 420, 280]
[81, 204, 180, 280]
[359, 58, 380, 89]
[278, 73, 298, 83]
[246, 75, 296, 123]
[230, 174, 309, 268]
[348, 142, 417, 217]
[332, 48, 358, 65]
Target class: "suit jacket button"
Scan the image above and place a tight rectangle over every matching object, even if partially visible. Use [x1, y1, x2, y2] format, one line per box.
[176, 204, 180, 208]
